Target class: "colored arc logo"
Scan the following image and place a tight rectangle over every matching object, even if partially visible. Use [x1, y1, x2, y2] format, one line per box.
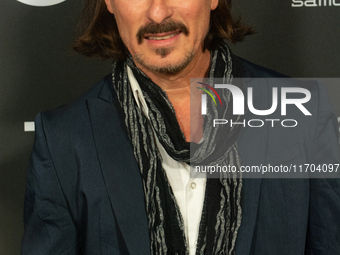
[196, 82, 222, 106]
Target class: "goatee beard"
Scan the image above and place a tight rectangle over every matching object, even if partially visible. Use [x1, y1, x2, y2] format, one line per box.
[133, 49, 195, 75]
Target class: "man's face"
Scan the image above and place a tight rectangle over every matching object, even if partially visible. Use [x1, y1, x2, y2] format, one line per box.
[104, 0, 219, 74]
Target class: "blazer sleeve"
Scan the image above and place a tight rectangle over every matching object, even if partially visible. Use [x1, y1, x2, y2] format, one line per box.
[305, 83, 340, 254]
[22, 113, 80, 255]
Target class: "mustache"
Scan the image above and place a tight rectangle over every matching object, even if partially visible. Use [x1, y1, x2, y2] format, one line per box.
[136, 20, 189, 44]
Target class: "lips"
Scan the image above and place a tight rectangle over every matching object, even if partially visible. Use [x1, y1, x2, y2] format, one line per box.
[145, 31, 181, 41]
[137, 21, 189, 44]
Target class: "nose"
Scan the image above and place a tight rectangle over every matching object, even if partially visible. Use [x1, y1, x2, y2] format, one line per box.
[146, 0, 174, 24]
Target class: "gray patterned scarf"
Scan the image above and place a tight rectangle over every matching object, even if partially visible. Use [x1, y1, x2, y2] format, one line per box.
[112, 41, 242, 255]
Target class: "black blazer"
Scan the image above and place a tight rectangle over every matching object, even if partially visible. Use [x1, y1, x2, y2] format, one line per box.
[22, 57, 340, 255]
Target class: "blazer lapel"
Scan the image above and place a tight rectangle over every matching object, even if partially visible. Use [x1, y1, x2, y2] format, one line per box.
[235, 77, 269, 254]
[86, 82, 150, 255]
[235, 128, 265, 254]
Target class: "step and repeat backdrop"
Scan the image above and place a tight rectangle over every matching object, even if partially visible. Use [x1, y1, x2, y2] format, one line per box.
[0, 0, 339, 254]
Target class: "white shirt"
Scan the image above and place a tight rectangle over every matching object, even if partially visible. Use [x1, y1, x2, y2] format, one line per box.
[127, 66, 206, 255]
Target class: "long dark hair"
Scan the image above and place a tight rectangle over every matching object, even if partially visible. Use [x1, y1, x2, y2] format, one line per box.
[73, 0, 254, 60]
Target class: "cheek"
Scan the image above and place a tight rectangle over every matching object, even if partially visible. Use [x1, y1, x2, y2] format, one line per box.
[185, 5, 211, 34]
[114, 19, 142, 55]
[114, 15, 135, 41]
[114, 10, 144, 40]
[191, 15, 210, 40]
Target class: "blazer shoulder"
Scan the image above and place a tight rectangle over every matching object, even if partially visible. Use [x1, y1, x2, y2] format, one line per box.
[233, 54, 320, 93]
[41, 73, 114, 126]
[33, 73, 117, 152]
[233, 55, 288, 78]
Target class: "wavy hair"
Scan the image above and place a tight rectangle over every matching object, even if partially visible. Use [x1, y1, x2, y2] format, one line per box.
[73, 0, 254, 60]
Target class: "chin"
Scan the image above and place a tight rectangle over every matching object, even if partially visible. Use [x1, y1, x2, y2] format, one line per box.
[134, 50, 195, 75]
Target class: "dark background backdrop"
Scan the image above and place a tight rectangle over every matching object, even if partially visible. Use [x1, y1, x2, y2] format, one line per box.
[0, 0, 339, 254]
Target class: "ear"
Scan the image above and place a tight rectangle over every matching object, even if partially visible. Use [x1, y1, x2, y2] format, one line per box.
[104, 0, 114, 14]
[211, 0, 219, 10]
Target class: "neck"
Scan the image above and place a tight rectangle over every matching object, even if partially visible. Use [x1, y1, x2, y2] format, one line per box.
[133, 50, 210, 143]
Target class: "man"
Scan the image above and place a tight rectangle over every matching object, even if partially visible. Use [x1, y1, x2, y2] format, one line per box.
[22, 0, 340, 254]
